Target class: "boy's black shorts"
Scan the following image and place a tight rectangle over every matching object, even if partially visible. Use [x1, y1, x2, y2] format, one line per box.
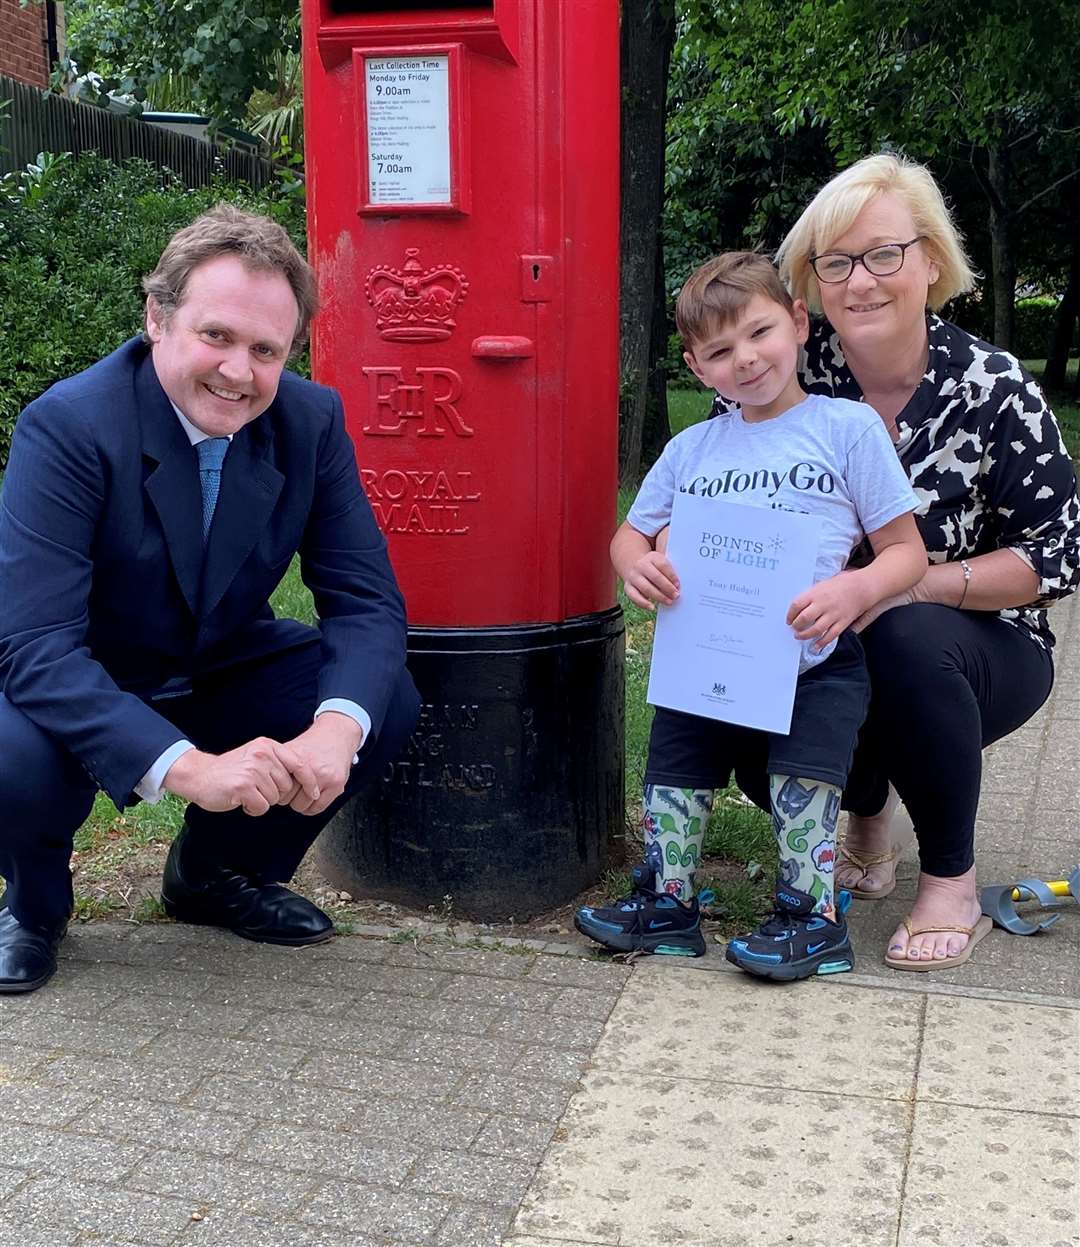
[644, 630, 870, 807]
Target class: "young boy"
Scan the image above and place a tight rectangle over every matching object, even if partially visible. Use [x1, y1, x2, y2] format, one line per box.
[575, 252, 926, 980]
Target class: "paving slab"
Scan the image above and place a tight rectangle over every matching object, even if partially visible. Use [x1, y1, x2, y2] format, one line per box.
[0, 1221, 80, 1247]
[176, 1210, 376, 1247]
[435, 1201, 516, 1247]
[0, 1122, 148, 1183]
[235, 1121, 418, 1185]
[126, 1149, 319, 1216]
[4, 1174, 197, 1244]
[513, 1069, 907, 1247]
[298, 1178, 452, 1240]
[588, 960, 921, 1098]
[505, 1239, 613, 1247]
[897, 1102, 1079, 1247]
[2, 916, 1078, 1247]
[917, 995, 1079, 1111]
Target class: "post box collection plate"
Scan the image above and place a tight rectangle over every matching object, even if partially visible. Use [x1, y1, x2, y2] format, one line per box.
[355, 44, 467, 215]
[364, 54, 451, 206]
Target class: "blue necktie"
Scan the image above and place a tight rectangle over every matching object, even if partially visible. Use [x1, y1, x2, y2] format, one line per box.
[197, 437, 230, 543]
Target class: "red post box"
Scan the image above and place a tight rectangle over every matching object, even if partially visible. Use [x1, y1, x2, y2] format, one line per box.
[303, 0, 622, 919]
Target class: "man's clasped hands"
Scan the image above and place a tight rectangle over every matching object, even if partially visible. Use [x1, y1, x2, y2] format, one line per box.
[164, 711, 363, 818]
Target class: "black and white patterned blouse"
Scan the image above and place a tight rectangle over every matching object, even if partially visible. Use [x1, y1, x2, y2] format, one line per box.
[712, 314, 1080, 650]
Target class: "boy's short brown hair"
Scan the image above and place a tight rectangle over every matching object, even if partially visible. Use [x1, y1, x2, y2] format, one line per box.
[675, 251, 794, 350]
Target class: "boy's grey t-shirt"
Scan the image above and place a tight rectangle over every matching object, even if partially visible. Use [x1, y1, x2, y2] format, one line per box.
[628, 393, 919, 670]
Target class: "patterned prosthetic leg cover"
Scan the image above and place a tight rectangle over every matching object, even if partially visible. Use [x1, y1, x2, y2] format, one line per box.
[643, 785, 714, 900]
[770, 774, 841, 920]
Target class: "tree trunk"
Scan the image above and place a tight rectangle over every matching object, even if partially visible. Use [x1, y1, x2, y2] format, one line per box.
[618, 0, 675, 485]
[1045, 186, 1080, 390]
[987, 146, 1016, 352]
[641, 235, 672, 467]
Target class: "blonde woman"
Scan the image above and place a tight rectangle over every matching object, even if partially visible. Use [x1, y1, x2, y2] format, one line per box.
[761, 153, 1079, 970]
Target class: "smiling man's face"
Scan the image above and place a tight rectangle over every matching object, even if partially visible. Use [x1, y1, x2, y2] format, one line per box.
[146, 254, 300, 437]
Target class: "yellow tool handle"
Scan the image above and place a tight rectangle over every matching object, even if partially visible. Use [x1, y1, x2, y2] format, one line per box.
[1011, 880, 1070, 900]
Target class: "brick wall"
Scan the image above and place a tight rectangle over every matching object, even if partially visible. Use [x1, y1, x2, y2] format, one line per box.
[0, 0, 50, 89]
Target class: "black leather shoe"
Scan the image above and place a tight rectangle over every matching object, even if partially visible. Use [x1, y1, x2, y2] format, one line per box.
[161, 828, 334, 947]
[0, 906, 65, 994]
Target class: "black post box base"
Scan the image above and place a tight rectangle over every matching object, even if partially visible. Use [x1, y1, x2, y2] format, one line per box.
[315, 607, 625, 922]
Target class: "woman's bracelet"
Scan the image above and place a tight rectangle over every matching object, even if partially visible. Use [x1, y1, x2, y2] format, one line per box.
[957, 559, 973, 609]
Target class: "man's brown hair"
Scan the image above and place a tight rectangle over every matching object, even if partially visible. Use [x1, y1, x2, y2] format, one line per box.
[675, 251, 794, 350]
[142, 204, 319, 354]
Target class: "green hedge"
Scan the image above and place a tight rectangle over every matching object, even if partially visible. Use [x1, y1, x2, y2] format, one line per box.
[0, 152, 307, 465]
[950, 294, 1062, 360]
[1011, 296, 1061, 361]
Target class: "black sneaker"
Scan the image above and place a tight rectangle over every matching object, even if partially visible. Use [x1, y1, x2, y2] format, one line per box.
[574, 864, 711, 957]
[724, 886, 854, 981]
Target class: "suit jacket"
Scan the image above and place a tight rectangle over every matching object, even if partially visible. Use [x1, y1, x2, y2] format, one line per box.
[0, 337, 408, 809]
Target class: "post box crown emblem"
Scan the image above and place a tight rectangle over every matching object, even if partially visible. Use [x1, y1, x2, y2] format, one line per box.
[365, 248, 470, 342]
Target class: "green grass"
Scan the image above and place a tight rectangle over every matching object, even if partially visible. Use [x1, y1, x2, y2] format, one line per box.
[667, 385, 714, 437]
[268, 559, 317, 626]
[72, 895, 116, 921]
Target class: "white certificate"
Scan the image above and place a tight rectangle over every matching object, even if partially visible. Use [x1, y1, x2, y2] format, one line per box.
[365, 56, 452, 206]
[647, 492, 822, 734]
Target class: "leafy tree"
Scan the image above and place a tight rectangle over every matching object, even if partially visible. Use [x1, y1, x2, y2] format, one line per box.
[677, 0, 1080, 353]
[59, 0, 298, 124]
[246, 42, 303, 151]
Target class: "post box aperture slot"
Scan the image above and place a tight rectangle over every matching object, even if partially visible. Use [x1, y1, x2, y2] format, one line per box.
[331, 0, 491, 10]
[356, 45, 468, 215]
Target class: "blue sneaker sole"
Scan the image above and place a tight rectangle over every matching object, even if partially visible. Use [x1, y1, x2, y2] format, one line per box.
[574, 914, 706, 957]
[723, 941, 854, 981]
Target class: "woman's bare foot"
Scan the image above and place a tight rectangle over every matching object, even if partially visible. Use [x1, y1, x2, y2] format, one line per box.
[836, 786, 901, 895]
[887, 867, 982, 962]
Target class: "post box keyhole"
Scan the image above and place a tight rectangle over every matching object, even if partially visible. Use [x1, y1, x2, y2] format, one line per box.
[520, 255, 554, 302]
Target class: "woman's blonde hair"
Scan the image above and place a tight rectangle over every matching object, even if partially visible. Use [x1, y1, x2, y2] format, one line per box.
[777, 152, 977, 313]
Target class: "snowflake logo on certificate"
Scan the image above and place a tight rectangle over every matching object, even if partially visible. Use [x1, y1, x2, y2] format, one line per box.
[768, 534, 785, 554]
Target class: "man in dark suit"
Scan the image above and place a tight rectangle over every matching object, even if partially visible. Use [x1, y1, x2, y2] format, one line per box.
[0, 204, 420, 993]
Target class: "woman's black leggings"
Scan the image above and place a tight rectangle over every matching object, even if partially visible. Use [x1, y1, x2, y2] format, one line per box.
[842, 603, 1054, 877]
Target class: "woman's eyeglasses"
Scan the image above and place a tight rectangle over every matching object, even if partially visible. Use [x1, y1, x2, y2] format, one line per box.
[810, 237, 926, 283]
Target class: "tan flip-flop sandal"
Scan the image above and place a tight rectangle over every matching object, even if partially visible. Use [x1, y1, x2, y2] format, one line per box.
[884, 914, 993, 972]
[836, 842, 904, 900]
[837, 787, 907, 900]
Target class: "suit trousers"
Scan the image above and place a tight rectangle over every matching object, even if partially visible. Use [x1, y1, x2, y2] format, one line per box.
[0, 631, 420, 934]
